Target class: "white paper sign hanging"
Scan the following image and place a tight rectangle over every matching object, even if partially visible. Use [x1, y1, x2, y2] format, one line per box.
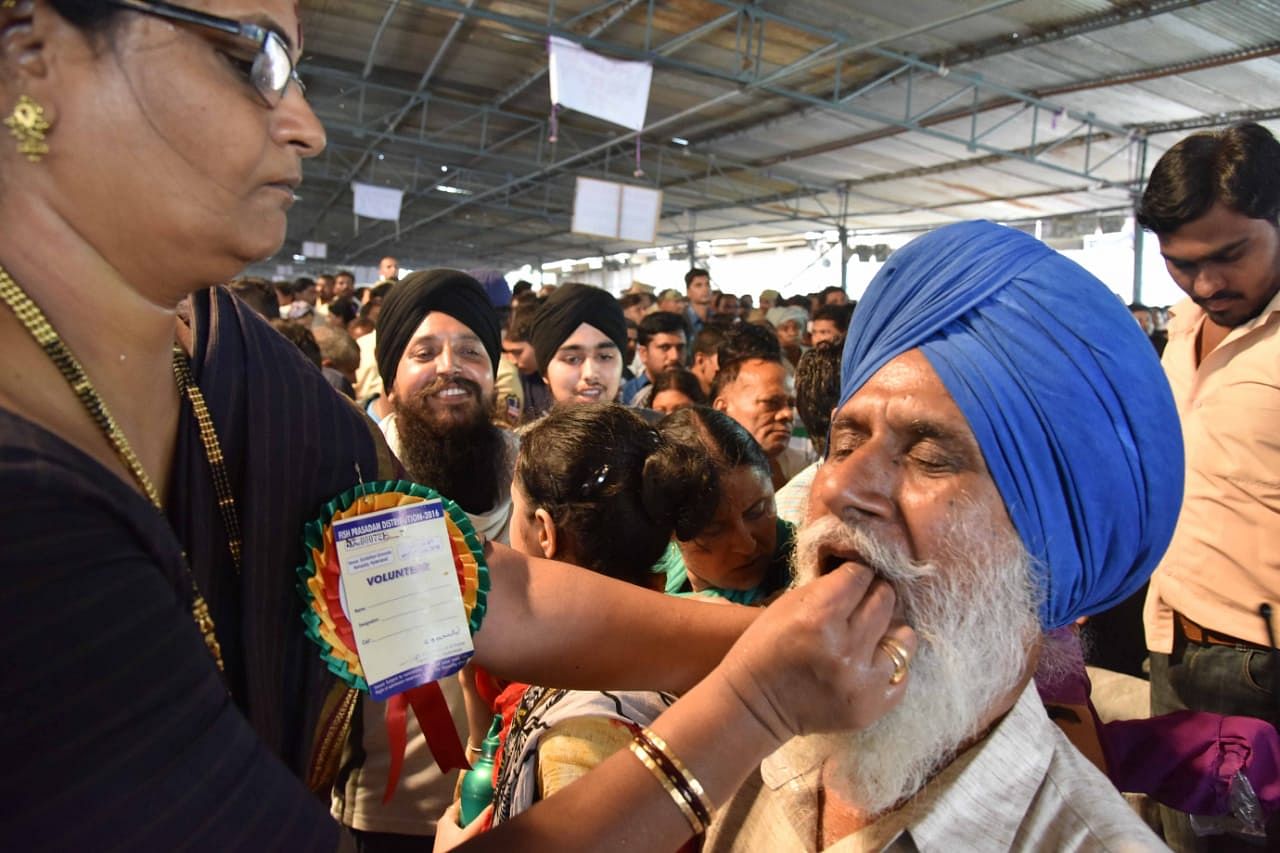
[548, 36, 653, 131]
[571, 177, 662, 244]
[571, 177, 622, 238]
[352, 182, 404, 222]
[618, 185, 662, 243]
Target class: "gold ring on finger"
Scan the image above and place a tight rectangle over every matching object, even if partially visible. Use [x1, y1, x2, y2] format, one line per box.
[877, 636, 910, 685]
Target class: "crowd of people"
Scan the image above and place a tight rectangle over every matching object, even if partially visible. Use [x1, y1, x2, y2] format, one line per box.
[3, 2, 1279, 851]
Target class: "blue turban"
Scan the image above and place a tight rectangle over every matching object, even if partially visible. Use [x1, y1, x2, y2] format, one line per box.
[839, 221, 1183, 630]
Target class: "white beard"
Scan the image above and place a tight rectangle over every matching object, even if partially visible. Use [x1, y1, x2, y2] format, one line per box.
[786, 514, 1040, 818]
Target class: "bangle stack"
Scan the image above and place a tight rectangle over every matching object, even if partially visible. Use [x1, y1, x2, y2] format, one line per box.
[629, 725, 714, 834]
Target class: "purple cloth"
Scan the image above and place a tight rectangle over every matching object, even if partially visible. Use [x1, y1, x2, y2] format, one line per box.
[1104, 711, 1280, 819]
[1036, 629, 1280, 819]
[469, 268, 513, 308]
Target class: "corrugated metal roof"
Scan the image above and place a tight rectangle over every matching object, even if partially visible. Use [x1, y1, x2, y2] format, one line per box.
[280, 0, 1280, 268]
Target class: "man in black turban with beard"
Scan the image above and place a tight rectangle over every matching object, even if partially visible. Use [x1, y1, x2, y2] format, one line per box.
[373, 269, 517, 544]
[337, 270, 518, 850]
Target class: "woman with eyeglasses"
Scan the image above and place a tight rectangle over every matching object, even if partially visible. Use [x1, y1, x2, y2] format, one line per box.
[0, 2, 913, 849]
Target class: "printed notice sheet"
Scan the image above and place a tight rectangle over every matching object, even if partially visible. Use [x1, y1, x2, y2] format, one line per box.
[334, 500, 474, 701]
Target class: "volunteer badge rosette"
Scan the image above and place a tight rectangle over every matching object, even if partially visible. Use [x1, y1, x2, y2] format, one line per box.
[297, 481, 489, 801]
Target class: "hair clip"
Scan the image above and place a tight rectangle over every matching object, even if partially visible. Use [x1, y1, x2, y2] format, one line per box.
[579, 464, 610, 498]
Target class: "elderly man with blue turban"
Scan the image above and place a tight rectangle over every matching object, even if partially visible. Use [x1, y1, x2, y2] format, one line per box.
[706, 221, 1182, 851]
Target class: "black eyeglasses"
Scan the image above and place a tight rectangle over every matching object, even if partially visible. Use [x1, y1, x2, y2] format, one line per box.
[105, 0, 304, 107]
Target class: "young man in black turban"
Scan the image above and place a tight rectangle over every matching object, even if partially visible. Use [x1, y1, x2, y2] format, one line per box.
[528, 282, 629, 405]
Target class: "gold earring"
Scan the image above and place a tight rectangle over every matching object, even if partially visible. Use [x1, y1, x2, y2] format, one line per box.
[5, 95, 51, 163]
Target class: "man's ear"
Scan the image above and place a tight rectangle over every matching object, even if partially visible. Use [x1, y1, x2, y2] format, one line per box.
[712, 395, 729, 413]
[532, 508, 558, 560]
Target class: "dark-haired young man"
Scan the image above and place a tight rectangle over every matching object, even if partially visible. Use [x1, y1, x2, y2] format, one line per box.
[685, 267, 714, 334]
[623, 311, 688, 406]
[716, 291, 742, 321]
[811, 303, 853, 347]
[1138, 122, 1280, 851]
[334, 269, 357, 302]
[690, 323, 729, 397]
[623, 318, 639, 375]
[315, 272, 335, 305]
[496, 304, 552, 425]
[819, 284, 849, 306]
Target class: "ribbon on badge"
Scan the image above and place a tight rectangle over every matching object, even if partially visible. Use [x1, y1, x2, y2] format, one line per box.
[297, 481, 490, 801]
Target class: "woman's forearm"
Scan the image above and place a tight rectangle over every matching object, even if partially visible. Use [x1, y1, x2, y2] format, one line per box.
[474, 544, 756, 693]
[453, 564, 916, 852]
[460, 669, 781, 852]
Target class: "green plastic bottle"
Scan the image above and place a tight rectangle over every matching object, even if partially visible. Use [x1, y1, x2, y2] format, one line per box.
[459, 715, 501, 825]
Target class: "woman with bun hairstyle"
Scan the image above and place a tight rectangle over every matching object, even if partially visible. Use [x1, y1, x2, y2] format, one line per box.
[654, 407, 794, 604]
[470, 403, 717, 829]
[507, 403, 713, 587]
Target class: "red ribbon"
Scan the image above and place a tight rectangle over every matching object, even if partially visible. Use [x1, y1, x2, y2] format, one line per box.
[381, 682, 470, 803]
[471, 664, 504, 709]
[409, 682, 468, 771]
[490, 681, 531, 781]
[383, 694, 409, 804]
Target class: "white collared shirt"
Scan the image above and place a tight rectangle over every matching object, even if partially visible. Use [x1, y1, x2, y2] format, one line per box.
[705, 682, 1166, 852]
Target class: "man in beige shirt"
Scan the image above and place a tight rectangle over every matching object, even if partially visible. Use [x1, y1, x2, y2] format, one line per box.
[707, 220, 1178, 851]
[337, 269, 514, 850]
[1139, 122, 1280, 850]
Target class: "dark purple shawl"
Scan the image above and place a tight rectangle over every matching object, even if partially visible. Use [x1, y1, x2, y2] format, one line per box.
[171, 286, 379, 774]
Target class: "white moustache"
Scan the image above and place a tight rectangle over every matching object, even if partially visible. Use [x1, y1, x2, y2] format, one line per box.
[786, 512, 1039, 817]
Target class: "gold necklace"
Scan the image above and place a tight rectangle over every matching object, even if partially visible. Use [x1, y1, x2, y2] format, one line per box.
[0, 264, 229, 671]
[172, 349, 244, 569]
